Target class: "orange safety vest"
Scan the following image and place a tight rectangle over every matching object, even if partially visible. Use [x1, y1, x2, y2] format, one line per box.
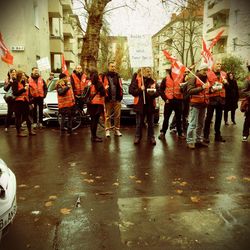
[29, 77, 45, 98]
[15, 82, 29, 102]
[133, 76, 156, 106]
[71, 73, 87, 96]
[190, 78, 209, 104]
[57, 82, 75, 109]
[89, 84, 104, 105]
[164, 75, 183, 100]
[207, 70, 226, 98]
[103, 75, 123, 97]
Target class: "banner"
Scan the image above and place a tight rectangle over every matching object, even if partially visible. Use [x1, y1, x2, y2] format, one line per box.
[128, 35, 153, 68]
[37, 57, 51, 71]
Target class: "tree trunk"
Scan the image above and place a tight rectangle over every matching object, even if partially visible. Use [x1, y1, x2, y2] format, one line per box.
[80, 0, 111, 73]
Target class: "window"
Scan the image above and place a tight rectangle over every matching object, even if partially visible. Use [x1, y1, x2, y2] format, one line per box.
[233, 38, 238, 51]
[34, 2, 39, 28]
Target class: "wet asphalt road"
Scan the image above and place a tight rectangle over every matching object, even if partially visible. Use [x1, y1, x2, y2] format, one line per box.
[0, 110, 250, 250]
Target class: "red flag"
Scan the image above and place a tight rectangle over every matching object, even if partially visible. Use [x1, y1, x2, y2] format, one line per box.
[61, 54, 69, 76]
[162, 50, 186, 82]
[209, 30, 224, 50]
[201, 38, 213, 69]
[0, 32, 14, 65]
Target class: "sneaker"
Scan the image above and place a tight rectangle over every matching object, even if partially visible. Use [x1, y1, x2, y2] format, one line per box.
[203, 138, 210, 144]
[242, 136, 248, 142]
[4, 128, 8, 132]
[114, 130, 122, 137]
[178, 133, 186, 139]
[134, 137, 140, 145]
[17, 132, 28, 137]
[215, 136, 226, 142]
[91, 137, 103, 142]
[232, 122, 236, 125]
[158, 132, 165, 140]
[170, 128, 177, 134]
[39, 123, 45, 128]
[187, 143, 195, 149]
[105, 130, 110, 137]
[225, 122, 229, 126]
[29, 130, 37, 136]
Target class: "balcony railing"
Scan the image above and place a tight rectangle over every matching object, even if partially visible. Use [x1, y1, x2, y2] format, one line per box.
[48, 0, 63, 18]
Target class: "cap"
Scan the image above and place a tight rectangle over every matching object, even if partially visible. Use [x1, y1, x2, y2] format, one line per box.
[199, 63, 209, 71]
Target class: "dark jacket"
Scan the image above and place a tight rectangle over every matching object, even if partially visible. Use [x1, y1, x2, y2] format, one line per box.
[12, 79, 30, 100]
[129, 73, 159, 113]
[224, 77, 239, 110]
[102, 71, 123, 102]
[187, 73, 208, 107]
[241, 77, 250, 112]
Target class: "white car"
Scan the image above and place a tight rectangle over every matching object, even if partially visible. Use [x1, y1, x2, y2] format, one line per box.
[0, 87, 8, 118]
[0, 159, 17, 240]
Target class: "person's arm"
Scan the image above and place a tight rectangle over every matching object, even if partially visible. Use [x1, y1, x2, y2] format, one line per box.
[43, 79, 48, 97]
[187, 77, 204, 95]
[57, 82, 70, 96]
[159, 78, 167, 102]
[12, 80, 26, 96]
[4, 80, 11, 92]
[129, 73, 143, 97]
[96, 81, 106, 97]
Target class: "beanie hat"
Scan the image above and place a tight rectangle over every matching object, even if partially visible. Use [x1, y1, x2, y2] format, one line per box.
[199, 63, 209, 71]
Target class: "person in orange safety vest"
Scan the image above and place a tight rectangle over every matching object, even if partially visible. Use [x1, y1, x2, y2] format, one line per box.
[56, 73, 75, 135]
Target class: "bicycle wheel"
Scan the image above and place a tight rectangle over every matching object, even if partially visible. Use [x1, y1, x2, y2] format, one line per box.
[57, 109, 81, 131]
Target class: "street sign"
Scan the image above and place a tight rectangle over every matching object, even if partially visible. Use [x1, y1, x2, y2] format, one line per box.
[128, 35, 153, 68]
[37, 57, 51, 71]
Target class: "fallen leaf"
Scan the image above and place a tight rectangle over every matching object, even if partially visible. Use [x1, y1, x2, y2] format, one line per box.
[89, 173, 93, 176]
[31, 211, 41, 215]
[210, 176, 215, 179]
[60, 208, 71, 215]
[226, 176, 237, 181]
[180, 181, 188, 186]
[112, 182, 119, 186]
[49, 195, 57, 200]
[172, 181, 179, 185]
[19, 196, 26, 200]
[243, 177, 250, 182]
[81, 172, 87, 175]
[45, 201, 53, 207]
[83, 179, 94, 183]
[190, 196, 200, 203]
[18, 184, 28, 188]
[145, 173, 149, 176]
[70, 162, 76, 167]
[95, 176, 102, 179]
[176, 189, 183, 194]
[135, 180, 142, 184]
[34, 185, 40, 189]
[129, 176, 137, 179]
[34, 218, 39, 222]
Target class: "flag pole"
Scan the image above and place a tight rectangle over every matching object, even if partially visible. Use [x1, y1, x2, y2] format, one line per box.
[141, 68, 146, 104]
[185, 67, 206, 85]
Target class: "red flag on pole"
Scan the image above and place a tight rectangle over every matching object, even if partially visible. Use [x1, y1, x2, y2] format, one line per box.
[201, 38, 214, 69]
[0, 32, 14, 65]
[162, 50, 186, 82]
[209, 29, 224, 50]
[61, 53, 69, 76]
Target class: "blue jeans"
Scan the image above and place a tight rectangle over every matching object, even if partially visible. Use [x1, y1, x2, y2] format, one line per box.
[186, 106, 206, 144]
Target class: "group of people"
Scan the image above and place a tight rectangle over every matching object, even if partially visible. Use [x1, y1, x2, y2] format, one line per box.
[3, 59, 250, 146]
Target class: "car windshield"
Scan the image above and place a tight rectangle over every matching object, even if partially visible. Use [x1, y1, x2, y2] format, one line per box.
[0, 87, 5, 94]
[123, 84, 129, 95]
[48, 79, 59, 92]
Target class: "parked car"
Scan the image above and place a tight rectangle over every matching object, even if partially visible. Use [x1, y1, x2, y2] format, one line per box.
[43, 79, 160, 124]
[0, 87, 8, 118]
[0, 159, 17, 240]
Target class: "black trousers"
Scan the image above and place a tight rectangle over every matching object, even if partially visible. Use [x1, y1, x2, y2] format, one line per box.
[243, 111, 250, 137]
[33, 97, 44, 123]
[5, 101, 15, 128]
[224, 108, 236, 123]
[59, 107, 73, 133]
[88, 104, 103, 138]
[204, 104, 223, 139]
[160, 99, 183, 136]
[135, 109, 154, 139]
[15, 101, 31, 133]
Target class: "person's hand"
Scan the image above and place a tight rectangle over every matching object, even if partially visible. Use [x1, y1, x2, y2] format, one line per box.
[25, 83, 29, 90]
[105, 85, 109, 90]
[222, 78, 228, 84]
[141, 85, 145, 91]
[202, 82, 210, 89]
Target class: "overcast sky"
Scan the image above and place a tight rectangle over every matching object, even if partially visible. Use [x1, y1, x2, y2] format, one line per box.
[74, 0, 175, 36]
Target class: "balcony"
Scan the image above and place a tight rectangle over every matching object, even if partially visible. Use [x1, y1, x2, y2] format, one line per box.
[63, 23, 74, 38]
[50, 37, 64, 53]
[64, 42, 73, 52]
[207, 0, 230, 18]
[48, 0, 63, 18]
[64, 51, 75, 62]
[206, 26, 228, 41]
[61, 0, 73, 13]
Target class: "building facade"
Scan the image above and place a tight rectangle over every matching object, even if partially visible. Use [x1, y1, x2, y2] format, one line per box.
[152, 3, 203, 80]
[0, 0, 83, 80]
[203, 0, 250, 66]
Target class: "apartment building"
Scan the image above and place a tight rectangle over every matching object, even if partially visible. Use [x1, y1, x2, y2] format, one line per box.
[0, 0, 83, 80]
[203, 0, 250, 66]
[152, 2, 204, 79]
